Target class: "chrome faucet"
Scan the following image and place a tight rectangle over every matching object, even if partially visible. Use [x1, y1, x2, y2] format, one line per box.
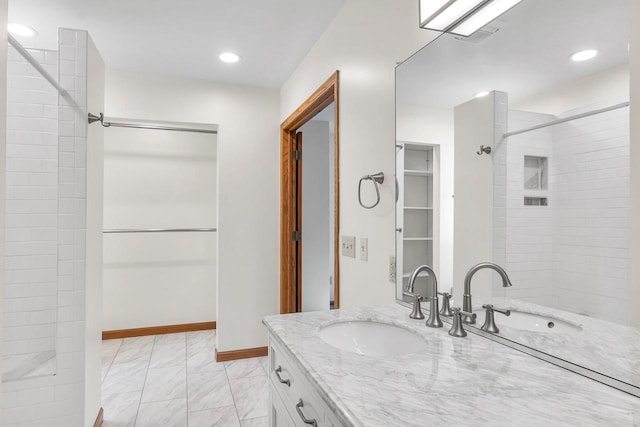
[462, 262, 513, 324]
[406, 265, 443, 328]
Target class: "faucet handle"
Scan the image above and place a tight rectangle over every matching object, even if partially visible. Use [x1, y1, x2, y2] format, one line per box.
[403, 291, 425, 320]
[437, 292, 453, 316]
[480, 304, 511, 333]
[449, 307, 476, 338]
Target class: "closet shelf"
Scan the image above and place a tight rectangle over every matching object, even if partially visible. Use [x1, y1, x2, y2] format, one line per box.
[403, 237, 433, 241]
[404, 169, 433, 177]
[404, 206, 433, 210]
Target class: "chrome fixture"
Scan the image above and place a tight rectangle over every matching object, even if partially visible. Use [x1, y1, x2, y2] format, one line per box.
[438, 292, 453, 316]
[419, 0, 523, 37]
[102, 228, 218, 234]
[476, 145, 492, 155]
[480, 304, 511, 333]
[406, 265, 443, 327]
[463, 262, 513, 324]
[274, 366, 291, 387]
[403, 266, 425, 320]
[103, 228, 217, 234]
[403, 291, 425, 320]
[358, 172, 384, 209]
[448, 307, 476, 337]
[88, 112, 218, 135]
[503, 102, 629, 139]
[295, 399, 317, 426]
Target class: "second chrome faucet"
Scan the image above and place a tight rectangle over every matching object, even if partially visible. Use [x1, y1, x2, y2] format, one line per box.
[405, 265, 443, 328]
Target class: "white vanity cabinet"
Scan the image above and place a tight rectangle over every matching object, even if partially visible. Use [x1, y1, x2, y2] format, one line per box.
[268, 335, 345, 427]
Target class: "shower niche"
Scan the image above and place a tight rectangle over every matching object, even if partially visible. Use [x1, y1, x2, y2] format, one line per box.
[396, 142, 439, 301]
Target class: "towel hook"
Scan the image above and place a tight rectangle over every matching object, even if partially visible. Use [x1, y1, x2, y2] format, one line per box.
[477, 145, 492, 155]
[358, 172, 384, 209]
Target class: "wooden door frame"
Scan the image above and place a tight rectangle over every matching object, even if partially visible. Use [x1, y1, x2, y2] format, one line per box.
[280, 71, 340, 314]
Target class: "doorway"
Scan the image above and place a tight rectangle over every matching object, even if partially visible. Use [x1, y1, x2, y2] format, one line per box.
[280, 72, 339, 314]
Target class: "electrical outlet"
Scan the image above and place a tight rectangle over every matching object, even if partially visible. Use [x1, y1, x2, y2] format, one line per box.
[389, 255, 396, 283]
[360, 238, 368, 261]
[341, 235, 356, 258]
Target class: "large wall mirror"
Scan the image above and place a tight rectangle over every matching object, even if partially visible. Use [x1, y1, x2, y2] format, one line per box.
[396, 0, 638, 394]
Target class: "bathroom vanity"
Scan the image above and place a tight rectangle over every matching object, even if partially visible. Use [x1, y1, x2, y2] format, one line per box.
[263, 305, 640, 427]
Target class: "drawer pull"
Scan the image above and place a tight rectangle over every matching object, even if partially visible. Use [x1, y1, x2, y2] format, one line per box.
[295, 399, 318, 426]
[274, 365, 291, 387]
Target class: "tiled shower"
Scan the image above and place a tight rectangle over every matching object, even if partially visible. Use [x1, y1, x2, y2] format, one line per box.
[2, 28, 104, 427]
[494, 101, 630, 324]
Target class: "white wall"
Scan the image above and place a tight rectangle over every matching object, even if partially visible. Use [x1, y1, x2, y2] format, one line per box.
[396, 105, 454, 292]
[0, 0, 8, 420]
[453, 92, 507, 303]
[513, 65, 629, 115]
[629, 0, 640, 328]
[102, 125, 217, 330]
[300, 120, 331, 312]
[85, 36, 104, 427]
[281, 0, 434, 308]
[104, 70, 280, 353]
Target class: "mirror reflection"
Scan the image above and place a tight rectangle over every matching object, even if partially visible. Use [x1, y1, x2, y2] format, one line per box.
[396, 0, 637, 393]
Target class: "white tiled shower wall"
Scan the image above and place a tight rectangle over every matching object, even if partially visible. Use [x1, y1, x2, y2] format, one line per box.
[551, 104, 629, 323]
[499, 104, 630, 324]
[3, 46, 58, 380]
[2, 29, 90, 427]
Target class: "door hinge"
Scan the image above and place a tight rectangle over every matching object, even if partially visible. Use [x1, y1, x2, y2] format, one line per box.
[293, 149, 302, 161]
[291, 230, 302, 241]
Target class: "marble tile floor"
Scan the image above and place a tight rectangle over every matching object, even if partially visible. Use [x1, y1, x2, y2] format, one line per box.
[101, 330, 269, 427]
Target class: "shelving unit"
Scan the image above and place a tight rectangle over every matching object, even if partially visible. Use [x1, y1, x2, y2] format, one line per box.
[396, 142, 439, 302]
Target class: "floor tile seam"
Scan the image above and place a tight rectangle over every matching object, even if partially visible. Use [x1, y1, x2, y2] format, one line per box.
[101, 339, 124, 384]
[133, 336, 156, 427]
[183, 334, 190, 427]
[187, 404, 236, 416]
[227, 372, 268, 381]
[223, 355, 244, 423]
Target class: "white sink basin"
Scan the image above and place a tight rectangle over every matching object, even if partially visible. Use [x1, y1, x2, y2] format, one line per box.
[318, 321, 427, 357]
[476, 310, 582, 334]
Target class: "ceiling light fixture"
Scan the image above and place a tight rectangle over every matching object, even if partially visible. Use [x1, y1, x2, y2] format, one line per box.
[219, 52, 240, 63]
[570, 49, 598, 62]
[8, 23, 36, 37]
[419, 0, 523, 36]
[475, 91, 490, 98]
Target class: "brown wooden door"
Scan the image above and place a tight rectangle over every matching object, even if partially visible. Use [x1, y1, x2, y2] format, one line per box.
[294, 132, 303, 312]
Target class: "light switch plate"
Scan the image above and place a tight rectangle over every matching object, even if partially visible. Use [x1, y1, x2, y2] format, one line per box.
[342, 235, 356, 258]
[360, 238, 368, 261]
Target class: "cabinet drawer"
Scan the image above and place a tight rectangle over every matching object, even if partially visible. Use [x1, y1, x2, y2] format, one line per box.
[270, 383, 296, 427]
[269, 337, 343, 427]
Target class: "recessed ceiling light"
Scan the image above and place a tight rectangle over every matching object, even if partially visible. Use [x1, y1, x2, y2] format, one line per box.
[475, 91, 490, 98]
[571, 49, 598, 62]
[219, 52, 240, 63]
[8, 23, 36, 37]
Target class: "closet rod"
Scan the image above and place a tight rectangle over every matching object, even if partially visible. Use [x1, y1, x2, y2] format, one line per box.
[103, 228, 217, 234]
[503, 102, 629, 138]
[88, 113, 218, 135]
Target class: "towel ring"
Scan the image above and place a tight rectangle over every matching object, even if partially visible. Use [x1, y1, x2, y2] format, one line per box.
[358, 172, 385, 209]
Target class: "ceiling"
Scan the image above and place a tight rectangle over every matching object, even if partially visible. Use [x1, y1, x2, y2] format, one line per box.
[396, 0, 630, 108]
[8, 0, 348, 88]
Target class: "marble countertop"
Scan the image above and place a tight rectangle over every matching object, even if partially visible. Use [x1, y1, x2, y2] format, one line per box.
[263, 305, 640, 427]
[470, 297, 640, 390]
